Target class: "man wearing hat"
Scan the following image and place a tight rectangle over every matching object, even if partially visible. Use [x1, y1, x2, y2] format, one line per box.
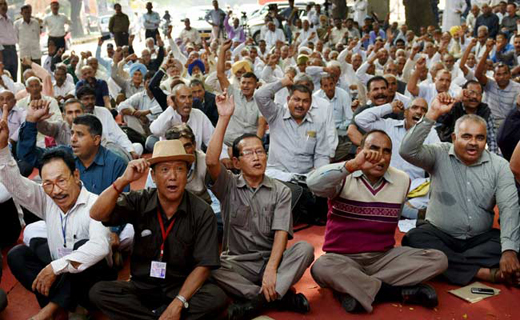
[89, 139, 227, 319]
[111, 61, 147, 98]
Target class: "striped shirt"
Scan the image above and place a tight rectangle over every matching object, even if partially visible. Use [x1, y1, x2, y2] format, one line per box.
[483, 78, 520, 127]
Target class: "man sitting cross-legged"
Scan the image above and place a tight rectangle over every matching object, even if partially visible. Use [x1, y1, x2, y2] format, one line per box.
[400, 93, 520, 286]
[206, 91, 314, 320]
[89, 141, 227, 319]
[0, 105, 115, 320]
[307, 130, 448, 313]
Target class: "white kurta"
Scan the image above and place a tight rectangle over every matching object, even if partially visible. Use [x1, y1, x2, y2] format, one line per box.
[354, 0, 368, 27]
[442, 0, 467, 32]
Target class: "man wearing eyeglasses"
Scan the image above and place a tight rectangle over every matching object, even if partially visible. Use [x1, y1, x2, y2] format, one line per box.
[206, 92, 314, 320]
[436, 80, 499, 154]
[0, 104, 115, 320]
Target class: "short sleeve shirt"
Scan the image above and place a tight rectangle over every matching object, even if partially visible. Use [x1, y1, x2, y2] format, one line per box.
[208, 165, 292, 269]
[104, 189, 220, 289]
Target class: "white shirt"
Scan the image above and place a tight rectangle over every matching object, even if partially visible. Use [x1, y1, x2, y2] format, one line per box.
[180, 27, 201, 45]
[93, 106, 135, 153]
[14, 18, 42, 59]
[308, 95, 338, 158]
[16, 95, 62, 147]
[0, 147, 111, 274]
[43, 13, 70, 37]
[314, 87, 353, 135]
[265, 29, 286, 51]
[354, 103, 441, 180]
[53, 81, 76, 99]
[415, 82, 461, 106]
[150, 107, 228, 159]
[1, 74, 16, 93]
[118, 91, 162, 121]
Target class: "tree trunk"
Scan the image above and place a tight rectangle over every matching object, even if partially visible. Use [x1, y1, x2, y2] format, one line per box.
[331, 0, 347, 20]
[403, 0, 437, 34]
[69, 0, 84, 38]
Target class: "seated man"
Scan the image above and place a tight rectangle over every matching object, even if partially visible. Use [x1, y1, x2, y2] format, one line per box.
[0, 110, 114, 319]
[436, 80, 499, 154]
[307, 130, 448, 313]
[206, 92, 314, 319]
[75, 66, 111, 110]
[117, 71, 163, 142]
[76, 86, 141, 161]
[355, 98, 440, 219]
[15, 76, 62, 147]
[400, 94, 520, 286]
[88, 141, 227, 319]
[17, 102, 134, 264]
[254, 75, 330, 224]
[190, 79, 218, 127]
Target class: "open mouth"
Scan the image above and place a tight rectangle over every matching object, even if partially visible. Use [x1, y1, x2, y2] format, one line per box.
[53, 194, 68, 202]
[166, 185, 178, 192]
[412, 115, 421, 122]
[253, 163, 262, 169]
[466, 148, 478, 156]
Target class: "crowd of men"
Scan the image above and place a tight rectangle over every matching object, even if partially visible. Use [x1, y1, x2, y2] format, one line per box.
[0, 0, 520, 319]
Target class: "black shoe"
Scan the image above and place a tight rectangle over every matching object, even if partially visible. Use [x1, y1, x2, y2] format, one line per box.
[333, 291, 361, 313]
[401, 284, 438, 308]
[0, 289, 7, 312]
[227, 296, 266, 320]
[280, 291, 310, 313]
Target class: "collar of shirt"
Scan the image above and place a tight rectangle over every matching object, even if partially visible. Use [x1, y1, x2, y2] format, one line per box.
[0, 14, 11, 22]
[75, 146, 107, 170]
[448, 145, 491, 166]
[143, 188, 190, 217]
[60, 186, 89, 216]
[236, 174, 274, 189]
[352, 169, 395, 184]
[282, 107, 313, 123]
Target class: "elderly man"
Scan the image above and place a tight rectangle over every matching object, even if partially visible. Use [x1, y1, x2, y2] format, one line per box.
[75, 66, 111, 110]
[474, 3, 499, 38]
[206, 91, 314, 319]
[88, 140, 227, 319]
[475, 39, 520, 128]
[16, 76, 62, 147]
[355, 98, 440, 219]
[407, 57, 461, 105]
[437, 80, 498, 154]
[400, 93, 520, 286]
[0, 106, 114, 320]
[307, 129, 447, 313]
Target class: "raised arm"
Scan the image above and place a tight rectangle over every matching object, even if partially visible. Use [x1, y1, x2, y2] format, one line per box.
[399, 93, 456, 172]
[459, 38, 478, 76]
[206, 91, 234, 182]
[254, 76, 293, 124]
[90, 159, 149, 222]
[475, 39, 495, 87]
[217, 40, 232, 91]
[307, 148, 386, 198]
[355, 101, 403, 132]
[407, 56, 427, 97]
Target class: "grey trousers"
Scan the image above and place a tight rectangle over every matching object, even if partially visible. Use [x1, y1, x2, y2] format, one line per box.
[311, 247, 448, 312]
[211, 241, 314, 300]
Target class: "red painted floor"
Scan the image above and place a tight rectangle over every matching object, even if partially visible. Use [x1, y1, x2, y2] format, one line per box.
[1, 167, 519, 319]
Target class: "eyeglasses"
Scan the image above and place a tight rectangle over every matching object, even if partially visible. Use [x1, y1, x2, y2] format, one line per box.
[42, 175, 72, 192]
[240, 149, 266, 158]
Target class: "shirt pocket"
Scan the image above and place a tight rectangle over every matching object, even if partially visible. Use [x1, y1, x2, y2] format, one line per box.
[303, 136, 317, 155]
[260, 204, 274, 235]
[231, 205, 249, 228]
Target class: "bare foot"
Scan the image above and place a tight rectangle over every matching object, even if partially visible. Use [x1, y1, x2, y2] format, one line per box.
[29, 302, 64, 320]
[475, 268, 502, 283]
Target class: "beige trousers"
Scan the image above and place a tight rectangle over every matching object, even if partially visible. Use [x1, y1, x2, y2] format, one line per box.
[311, 246, 448, 312]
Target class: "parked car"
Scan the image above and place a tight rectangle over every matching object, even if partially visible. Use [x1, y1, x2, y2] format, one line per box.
[99, 15, 112, 34]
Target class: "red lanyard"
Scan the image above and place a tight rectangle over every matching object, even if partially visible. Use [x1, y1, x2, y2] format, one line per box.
[157, 209, 176, 261]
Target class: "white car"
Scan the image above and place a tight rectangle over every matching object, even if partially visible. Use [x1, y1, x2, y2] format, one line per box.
[99, 15, 112, 34]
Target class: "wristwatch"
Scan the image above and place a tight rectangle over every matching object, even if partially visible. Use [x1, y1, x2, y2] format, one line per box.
[175, 294, 189, 309]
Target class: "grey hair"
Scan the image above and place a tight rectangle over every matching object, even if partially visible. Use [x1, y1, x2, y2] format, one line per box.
[477, 25, 489, 34]
[454, 114, 487, 135]
[294, 74, 314, 91]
